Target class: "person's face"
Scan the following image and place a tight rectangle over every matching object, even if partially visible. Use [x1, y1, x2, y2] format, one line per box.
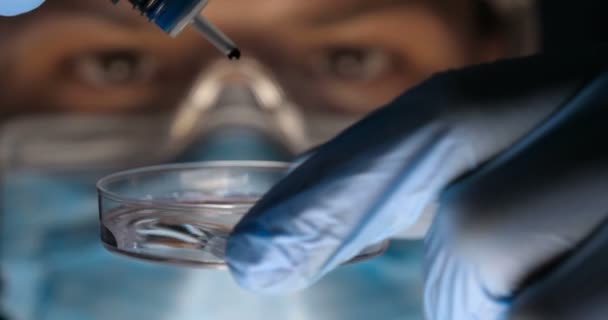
[0, 0, 505, 118]
[205, 0, 505, 114]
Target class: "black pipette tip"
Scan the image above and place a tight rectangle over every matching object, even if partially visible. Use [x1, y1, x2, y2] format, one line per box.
[228, 49, 241, 60]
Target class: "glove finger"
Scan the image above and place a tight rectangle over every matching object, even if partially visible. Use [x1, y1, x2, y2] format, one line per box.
[227, 94, 461, 293]
[226, 52, 597, 294]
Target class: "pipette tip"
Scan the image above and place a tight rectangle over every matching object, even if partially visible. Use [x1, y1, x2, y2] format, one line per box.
[228, 48, 241, 60]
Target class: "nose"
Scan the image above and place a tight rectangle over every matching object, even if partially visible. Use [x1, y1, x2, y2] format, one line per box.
[170, 59, 306, 162]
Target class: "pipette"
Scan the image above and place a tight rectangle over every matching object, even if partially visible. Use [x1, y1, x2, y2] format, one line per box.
[112, 0, 240, 60]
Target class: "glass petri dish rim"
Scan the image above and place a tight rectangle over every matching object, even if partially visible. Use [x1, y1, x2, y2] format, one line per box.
[97, 160, 290, 211]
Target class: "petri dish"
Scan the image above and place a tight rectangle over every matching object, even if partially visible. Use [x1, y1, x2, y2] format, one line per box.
[97, 161, 388, 268]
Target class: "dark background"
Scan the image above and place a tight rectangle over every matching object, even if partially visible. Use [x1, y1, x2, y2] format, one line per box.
[540, 0, 607, 50]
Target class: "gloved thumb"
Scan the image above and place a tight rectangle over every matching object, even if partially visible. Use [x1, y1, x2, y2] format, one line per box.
[0, 0, 45, 16]
[225, 51, 595, 294]
[224, 84, 467, 293]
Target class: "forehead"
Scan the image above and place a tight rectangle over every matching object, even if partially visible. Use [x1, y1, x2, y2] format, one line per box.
[43, 0, 363, 17]
[204, 0, 373, 24]
[27, 0, 384, 34]
[10, 0, 149, 30]
[208, 0, 363, 13]
[22, 0, 431, 34]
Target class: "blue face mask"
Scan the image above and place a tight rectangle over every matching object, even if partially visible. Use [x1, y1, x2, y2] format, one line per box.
[1, 143, 425, 320]
[1, 59, 425, 320]
[1, 125, 308, 320]
[2, 170, 188, 320]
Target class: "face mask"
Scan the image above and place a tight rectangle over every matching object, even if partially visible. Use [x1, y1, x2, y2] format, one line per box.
[0, 57, 422, 320]
[1, 169, 191, 320]
[2, 168, 425, 320]
[0, 68, 295, 320]
[0, 57, 313, 319]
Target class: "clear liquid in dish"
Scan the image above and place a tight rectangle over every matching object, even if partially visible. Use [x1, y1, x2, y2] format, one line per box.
[100, 199, 390, 268]
[101, 201, 254, 267]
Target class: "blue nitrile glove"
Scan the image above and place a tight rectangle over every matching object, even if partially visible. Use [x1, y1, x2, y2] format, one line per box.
[227, 47, 608, 319]
[0, 0, 44, 16]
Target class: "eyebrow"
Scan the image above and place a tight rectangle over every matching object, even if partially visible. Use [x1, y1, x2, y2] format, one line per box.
[304, 0, 413, 26]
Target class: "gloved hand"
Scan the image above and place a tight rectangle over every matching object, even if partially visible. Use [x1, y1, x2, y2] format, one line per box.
[226, 47, 608, 319]
[0, 0, 44, 16]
